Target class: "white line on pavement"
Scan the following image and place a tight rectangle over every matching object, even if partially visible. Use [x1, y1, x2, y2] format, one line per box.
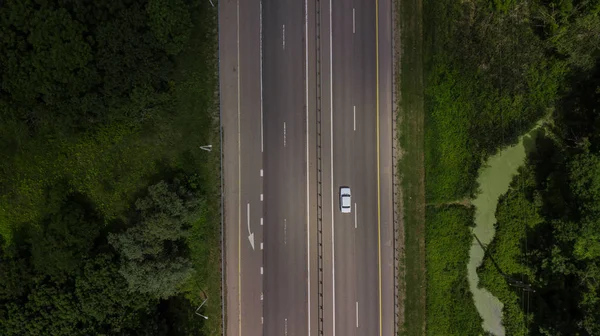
[260, 1, 264, 153]
[260, 194, 263, 201]
[260, 169, 263, 177]
[353, 8, 356, 34]
[305, 0, 311, 334]
[329, 0, 336, 334]
[282, 24, 286, 50]
[260, 267, 263, 275]
[260, 242, 263, 250]
[354, 203, 357, 228]
[260, 217, 263, 226]
[284, 219, 287, 245]
[283, 122, 287, 147]
[236, 0, 242, 333]
[353, 105, 356, 131]
[356, 301, 359, 328]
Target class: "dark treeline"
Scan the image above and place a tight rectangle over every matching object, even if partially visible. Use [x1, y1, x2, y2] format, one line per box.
[0, 0, 192, 134]
[424, 0, 600, 333]
[0, 0, 218, 334]
[0, 178, 205, 335]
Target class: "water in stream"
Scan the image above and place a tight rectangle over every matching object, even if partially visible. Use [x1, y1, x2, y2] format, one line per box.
[467, 126, 541, 336]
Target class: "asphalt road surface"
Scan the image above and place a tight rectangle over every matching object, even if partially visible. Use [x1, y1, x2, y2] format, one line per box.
[220, 0, 394, 334]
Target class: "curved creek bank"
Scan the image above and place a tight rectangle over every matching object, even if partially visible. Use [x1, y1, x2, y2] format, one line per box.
[467, 125, 541, 336]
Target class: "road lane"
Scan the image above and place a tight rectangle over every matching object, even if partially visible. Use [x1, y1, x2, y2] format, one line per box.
[221, 0, 264, 335]
[221, 0, 394, 333]
[352, 2, 381, 335]
[331, 1, 360, 336]
[263, 0, 315, 335]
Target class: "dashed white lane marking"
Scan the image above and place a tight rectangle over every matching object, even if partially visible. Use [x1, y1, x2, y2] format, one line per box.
[285, 318, 288, 336]
[353, 105, 356, 131]
[353, 8, 356, 34]
[262, 317, 264, 324]
[354, 203, 358, 228]
[284, 219, 287, 245]
[261, 217, 263, 226]
[260, 169, 263, 177]
[282, 24, 286, 50]
[260, 242, 264, 250]
[260, 267, 263, 275]
[261, 292, 264, 300]
[283, 122, 287, 147]
[356, 301, 359, 328]
[261, 194, 263, 201]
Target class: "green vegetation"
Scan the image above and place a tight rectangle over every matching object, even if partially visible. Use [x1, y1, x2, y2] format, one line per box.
[480, 65, 600, 334]
[426, 206, 483, 336]
[424, 0, 566, 203]
[396, 0, 426, 333]
[415, 0, 600, 333]
[0, 0, 220, 334]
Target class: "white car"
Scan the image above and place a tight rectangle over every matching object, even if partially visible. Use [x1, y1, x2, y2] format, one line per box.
[340, 187, 351, 213]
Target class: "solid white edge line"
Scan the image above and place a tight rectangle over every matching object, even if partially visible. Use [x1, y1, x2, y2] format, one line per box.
[305, 0, 311, 334]
[260, 0, 264, 153]
[330, 0, 336, 334]
[236, 1, 242, 335]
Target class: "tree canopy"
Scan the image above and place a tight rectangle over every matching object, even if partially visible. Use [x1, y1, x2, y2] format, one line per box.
[0, 0, 192, 133]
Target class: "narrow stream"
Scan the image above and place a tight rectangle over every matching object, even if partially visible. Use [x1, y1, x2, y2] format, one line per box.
[467, 125, 541, 336]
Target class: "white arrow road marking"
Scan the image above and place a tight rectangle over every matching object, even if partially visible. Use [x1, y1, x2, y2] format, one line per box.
[247, 203, 255, 250]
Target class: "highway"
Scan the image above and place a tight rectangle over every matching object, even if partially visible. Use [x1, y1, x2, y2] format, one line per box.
[220, 0, 394, 334]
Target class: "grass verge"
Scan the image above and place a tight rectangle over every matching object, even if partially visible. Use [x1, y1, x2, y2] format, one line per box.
[176, 3, 222, 335]
[395, 0, 426, 333]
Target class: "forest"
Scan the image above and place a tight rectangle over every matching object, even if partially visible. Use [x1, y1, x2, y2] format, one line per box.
[0, 0, 220, 334]
[422, 0, 600, 334]
[479, 58, 600, 335]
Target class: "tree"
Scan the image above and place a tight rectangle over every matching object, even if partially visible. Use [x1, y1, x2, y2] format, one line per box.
[109, 180, 203, 299]
[29, 199, 101, 281]
[146, 0, 192, 55]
